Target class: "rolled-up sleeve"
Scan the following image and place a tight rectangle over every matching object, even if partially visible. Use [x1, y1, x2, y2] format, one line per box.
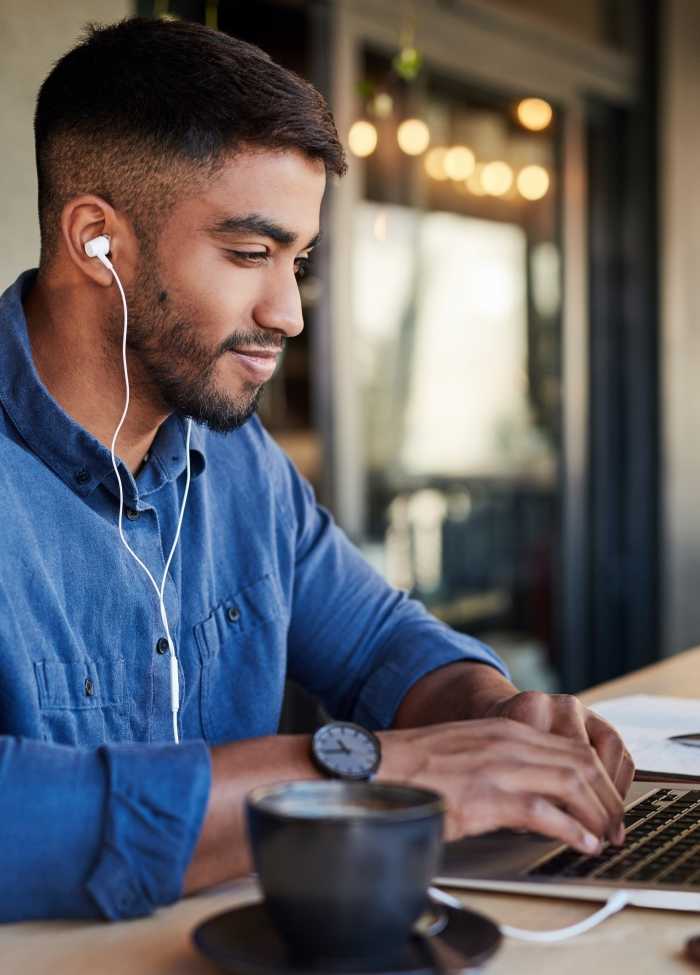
[272, 441, 509, 729]
[0, 736, 210, 922]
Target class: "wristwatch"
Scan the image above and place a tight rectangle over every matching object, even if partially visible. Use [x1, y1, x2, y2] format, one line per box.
[311, 721, 382, 781]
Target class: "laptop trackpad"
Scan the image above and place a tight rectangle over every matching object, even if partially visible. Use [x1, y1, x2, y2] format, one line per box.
[439, 829, 563, 880]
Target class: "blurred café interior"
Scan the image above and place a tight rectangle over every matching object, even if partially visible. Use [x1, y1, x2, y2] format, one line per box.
[3, 0, 700, 699]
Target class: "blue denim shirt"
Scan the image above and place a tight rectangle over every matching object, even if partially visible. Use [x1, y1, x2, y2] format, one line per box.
[0, 270, 507, 922]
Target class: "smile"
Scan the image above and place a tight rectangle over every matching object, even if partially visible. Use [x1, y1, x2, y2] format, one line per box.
[228, 348, 280, 382]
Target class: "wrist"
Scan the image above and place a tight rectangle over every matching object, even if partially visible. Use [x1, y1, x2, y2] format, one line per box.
[374, 729, 417, 784]
[464, 683, 519, 719]
[393, 662, 518, 727]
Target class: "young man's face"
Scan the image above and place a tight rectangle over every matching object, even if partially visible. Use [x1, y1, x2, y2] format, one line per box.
[122, 148, 326, 431]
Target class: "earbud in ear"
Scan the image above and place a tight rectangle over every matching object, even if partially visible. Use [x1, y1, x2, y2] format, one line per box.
[84, 235, 111, 260]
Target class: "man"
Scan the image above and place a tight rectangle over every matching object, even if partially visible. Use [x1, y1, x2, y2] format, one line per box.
[0, 17, 632, 922]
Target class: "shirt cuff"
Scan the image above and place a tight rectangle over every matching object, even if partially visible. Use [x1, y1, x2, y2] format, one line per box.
[350, 625, 510, 730]
[86, 740, 211, 920]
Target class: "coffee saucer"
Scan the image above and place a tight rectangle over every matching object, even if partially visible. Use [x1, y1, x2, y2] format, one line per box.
[192, 900, 502, 975]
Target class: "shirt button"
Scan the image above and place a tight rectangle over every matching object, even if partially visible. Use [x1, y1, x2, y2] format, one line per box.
[125, 507, 140, 521]
[74, 468, 90, 485]
[156, 637, 170, 655]
[117, 890, 134, 913]
[227, 606, 241, 623]
[84, 678, 94, 697]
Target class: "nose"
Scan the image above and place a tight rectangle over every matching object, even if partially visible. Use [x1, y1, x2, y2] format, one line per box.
[252, 270, 304, 340]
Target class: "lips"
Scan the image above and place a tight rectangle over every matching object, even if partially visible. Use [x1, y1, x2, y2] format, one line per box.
[228, 348, 280, 382]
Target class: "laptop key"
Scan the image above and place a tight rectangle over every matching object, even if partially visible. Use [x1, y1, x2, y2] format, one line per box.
[530, 851, 582, 876]
[527, 789, 700, 887]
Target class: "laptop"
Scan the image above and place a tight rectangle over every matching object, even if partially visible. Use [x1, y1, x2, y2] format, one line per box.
[435, 781, 700, 910]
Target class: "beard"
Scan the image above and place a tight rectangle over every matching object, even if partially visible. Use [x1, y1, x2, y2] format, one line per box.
[111, 258, 283, 433]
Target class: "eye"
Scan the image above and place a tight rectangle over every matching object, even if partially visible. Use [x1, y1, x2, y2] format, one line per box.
[227, 250, 268, 265]
[294, 256, 311, 279]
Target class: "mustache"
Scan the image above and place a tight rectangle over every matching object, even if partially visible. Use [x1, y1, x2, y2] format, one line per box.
[218, 330, 286, 356]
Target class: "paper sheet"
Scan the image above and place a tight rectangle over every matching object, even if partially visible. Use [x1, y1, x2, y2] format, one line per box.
[590, 695, 700, 778]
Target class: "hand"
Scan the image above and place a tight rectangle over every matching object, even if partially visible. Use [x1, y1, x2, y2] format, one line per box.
[481, 691, 635, 800]
[377, 717, 626, 852]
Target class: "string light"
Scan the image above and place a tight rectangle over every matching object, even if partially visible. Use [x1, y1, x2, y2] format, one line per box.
[516, 98, 553, 132]
[348, 120, 378, 158]
[481, 161, 514, 196]
[465, 163, 487, 196]
[444, 146, 476, 180]
[517, 164, 550, 200]
[424, 147, 449, 180]
[397, 118, 431, 155]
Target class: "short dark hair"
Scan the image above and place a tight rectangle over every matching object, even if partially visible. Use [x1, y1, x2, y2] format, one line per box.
[35, 17, 346, 263]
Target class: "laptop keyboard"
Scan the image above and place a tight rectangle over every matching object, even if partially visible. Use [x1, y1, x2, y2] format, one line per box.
[527, 789, 700, 886]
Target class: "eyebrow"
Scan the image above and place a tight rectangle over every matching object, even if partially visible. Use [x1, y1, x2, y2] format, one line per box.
[207, 213, 321, 250]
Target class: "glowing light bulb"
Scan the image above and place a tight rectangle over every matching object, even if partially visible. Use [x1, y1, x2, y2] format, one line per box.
[444, 145, 476, 180]
[373, 93, 394, 119]
[517, 164, 550, 200]
[516, 98, 553, 132]
[481, 160, 513, 196]
[466, 163, 487, 196]
[348, 120, 378, 158]
[397, 118, 430, 156]
[424, 147, 449, 180]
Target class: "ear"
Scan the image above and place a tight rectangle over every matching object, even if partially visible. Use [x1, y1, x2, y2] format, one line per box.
[60, 195, 131, 286]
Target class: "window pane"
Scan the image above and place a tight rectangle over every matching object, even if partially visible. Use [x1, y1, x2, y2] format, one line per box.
[352, 56, 563, 691]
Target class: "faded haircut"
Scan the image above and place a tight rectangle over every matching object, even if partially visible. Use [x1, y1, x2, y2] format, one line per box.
[34, 17, 347, 264]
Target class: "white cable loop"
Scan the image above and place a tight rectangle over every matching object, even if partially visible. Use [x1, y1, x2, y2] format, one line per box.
[428, 885, 628, 943]
[104, 253, 191, 744]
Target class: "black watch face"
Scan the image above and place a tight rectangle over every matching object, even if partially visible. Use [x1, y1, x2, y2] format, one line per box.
[313, 723, 381, 780]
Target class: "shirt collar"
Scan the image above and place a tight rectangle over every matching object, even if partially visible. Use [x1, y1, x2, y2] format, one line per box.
[0, 270, 206, 502]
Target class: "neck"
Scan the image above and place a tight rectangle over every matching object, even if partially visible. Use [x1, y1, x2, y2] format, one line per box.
[23, 268, 167, 474]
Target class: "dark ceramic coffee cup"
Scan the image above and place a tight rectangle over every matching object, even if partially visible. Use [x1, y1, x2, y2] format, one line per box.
[245, 780, 445, 962]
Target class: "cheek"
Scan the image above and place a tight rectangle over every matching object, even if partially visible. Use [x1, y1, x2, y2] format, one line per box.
[172, 250, 259, 325]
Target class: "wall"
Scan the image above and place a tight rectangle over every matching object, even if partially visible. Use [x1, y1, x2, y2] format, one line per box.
[660, 0, 700, 655]
[489, 0, 617, 48]
[0, 1, 131, 291]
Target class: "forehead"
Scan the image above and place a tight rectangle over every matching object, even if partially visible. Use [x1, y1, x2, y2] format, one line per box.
[177, 148, 327, 240]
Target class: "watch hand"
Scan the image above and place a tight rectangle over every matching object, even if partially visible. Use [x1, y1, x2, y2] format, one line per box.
[323, 748, 354, 755]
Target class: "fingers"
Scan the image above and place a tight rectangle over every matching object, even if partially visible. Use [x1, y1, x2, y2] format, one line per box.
[385, 712, 627, 848]
[502, 792, 603, 855]
[585, 712, 636, 800]
[492, 692, 634, 830]
[456, 788, 603, 854]
[546, 694, 589, 742]
[481, 737, 624, 841]
[429, 718, 625, 840]
[616, 751, 636, 799]
[453, 721, 624, 843]
[488, 761, 618, 845]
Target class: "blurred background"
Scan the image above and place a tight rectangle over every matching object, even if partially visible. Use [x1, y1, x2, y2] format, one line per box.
[3, 0, 699, 696]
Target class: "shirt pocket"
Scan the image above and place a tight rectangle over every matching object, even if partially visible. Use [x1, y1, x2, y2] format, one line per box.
[193, 573, 288, 744]
[33, 656, 129, 746]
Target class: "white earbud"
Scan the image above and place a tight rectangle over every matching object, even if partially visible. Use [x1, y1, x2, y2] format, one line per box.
[84, 234, 111, 261]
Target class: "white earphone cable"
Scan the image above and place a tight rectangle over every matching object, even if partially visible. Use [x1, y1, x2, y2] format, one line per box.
[101, 252, 191, 744]
[428, 885, 628, 943]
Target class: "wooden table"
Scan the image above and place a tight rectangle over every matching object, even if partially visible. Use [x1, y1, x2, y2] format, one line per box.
[4, 649, 700, 974]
